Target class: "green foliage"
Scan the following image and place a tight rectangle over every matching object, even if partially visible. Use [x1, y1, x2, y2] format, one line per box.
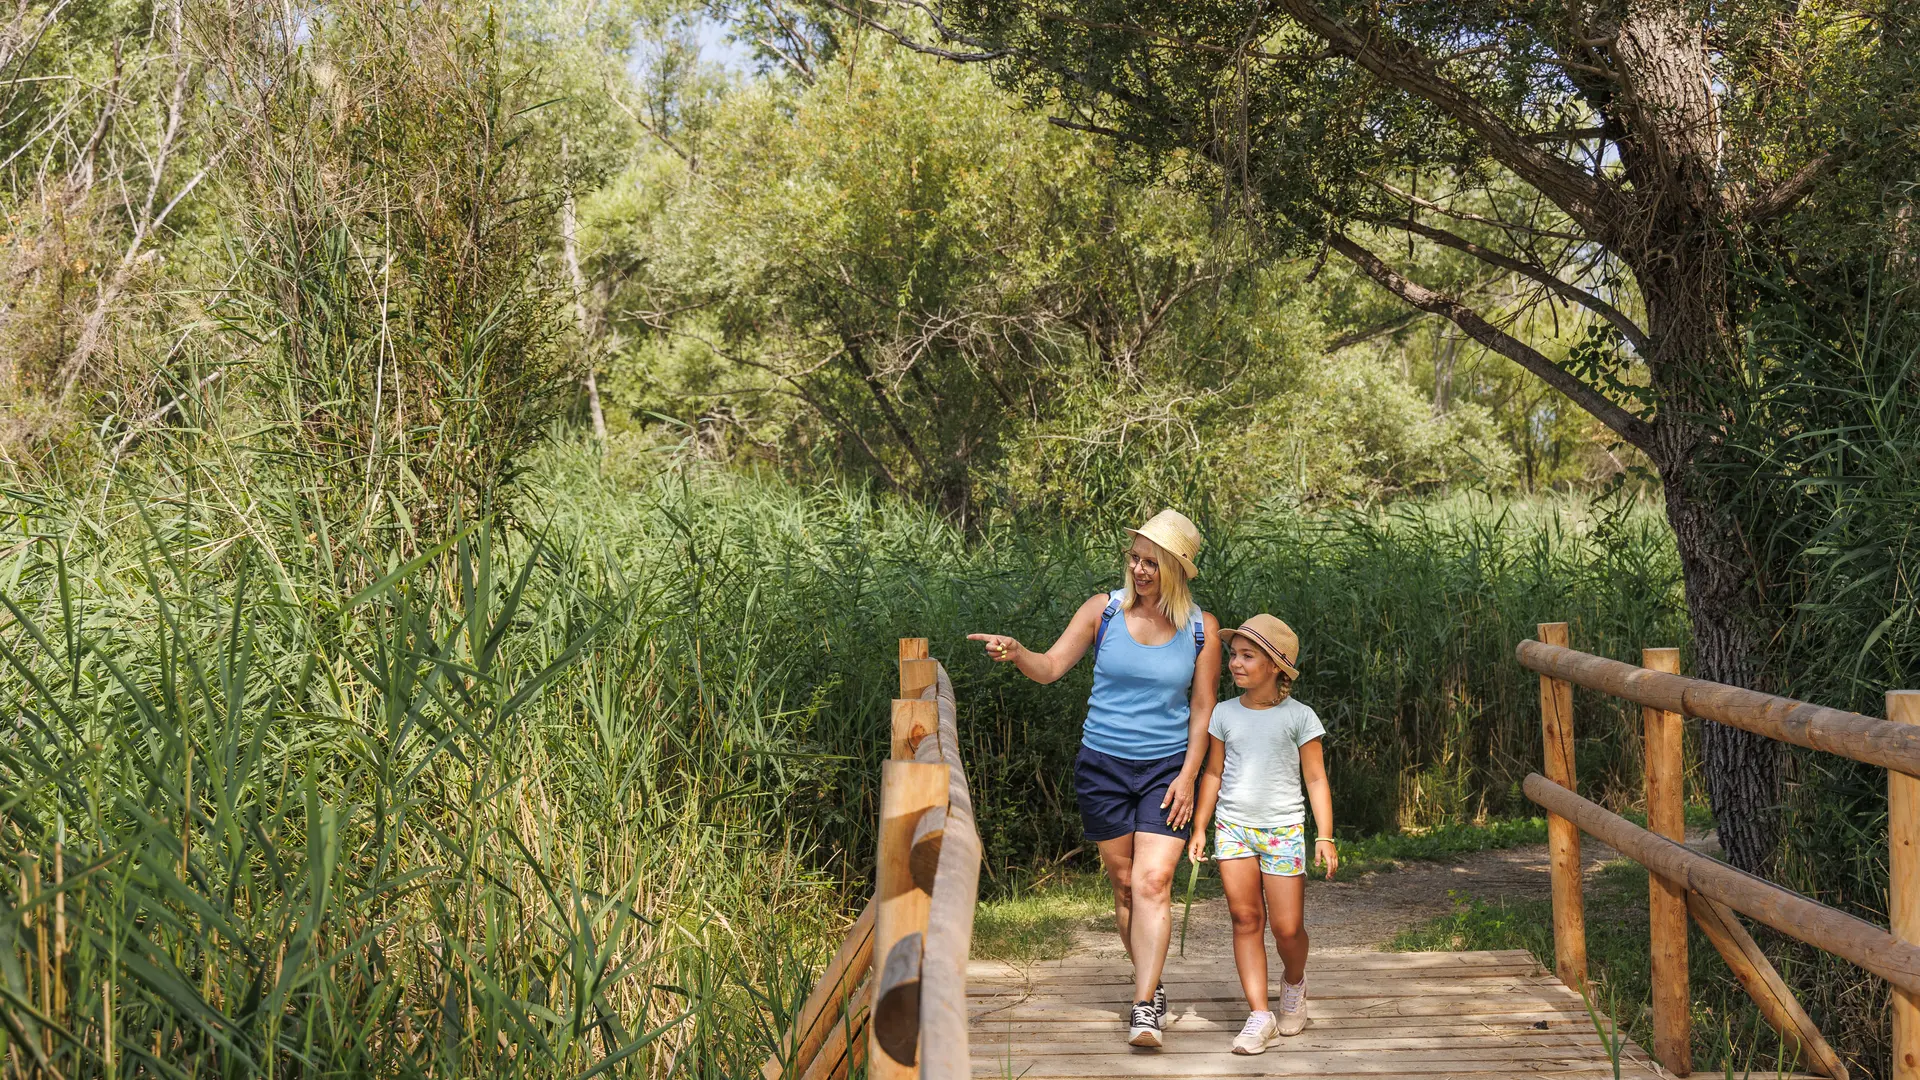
[0, 0, 221, 461]
[584, 37, 1526, 519]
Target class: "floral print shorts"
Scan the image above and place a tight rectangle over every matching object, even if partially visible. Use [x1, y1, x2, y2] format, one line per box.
[1214, 819, 1307, 877]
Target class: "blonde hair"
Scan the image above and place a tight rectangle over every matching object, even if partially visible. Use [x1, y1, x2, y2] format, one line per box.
[1123, 534, 1197, 626]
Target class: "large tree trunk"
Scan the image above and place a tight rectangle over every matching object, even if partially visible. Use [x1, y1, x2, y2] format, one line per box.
[1637, 233, 1783, 874]
[1658, 433, 1782, 872]
[1609, 0, 1785, 874]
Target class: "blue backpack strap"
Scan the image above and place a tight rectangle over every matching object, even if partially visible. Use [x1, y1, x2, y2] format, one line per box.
[1191, 609, 1206, 652]
[1092, 588, 1126, 656]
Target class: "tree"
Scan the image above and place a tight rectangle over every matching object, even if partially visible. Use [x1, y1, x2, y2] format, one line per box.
[584, 36, 1512, 521]
[846, 0, 1920, 870]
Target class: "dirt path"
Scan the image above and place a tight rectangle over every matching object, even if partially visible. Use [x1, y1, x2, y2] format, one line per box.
[1066, 832, 1714, 959]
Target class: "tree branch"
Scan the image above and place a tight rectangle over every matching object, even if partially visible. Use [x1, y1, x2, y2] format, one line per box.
[842, 334, 935, 479]
[1371, 179, 1588, 241]
[1327, 232, 1653, 450]
[1325, 308, 1425, 351]
[824, 0, 1156, 110]
[1273, 0, 1627, 236]
[1378, 215, 1651, 354]
[817, 0, 1008, 62]
[1743, 153, 1831, 223]
[1047, 115, 1144, 144]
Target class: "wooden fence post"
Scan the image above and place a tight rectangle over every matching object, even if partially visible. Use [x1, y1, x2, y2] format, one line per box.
[900, 637, 936, 702]
[870, 760, 949, 1080]
[1642, 646, 1690, 1076]
[891, 700, 937, 761]
[1891, 690, 1920, 1080]
[1539, 621, 1587, 991]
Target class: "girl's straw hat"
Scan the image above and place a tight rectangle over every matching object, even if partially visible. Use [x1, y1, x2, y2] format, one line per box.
[1126, 509, 1203, 580]
[1222, 614, 1301, 680]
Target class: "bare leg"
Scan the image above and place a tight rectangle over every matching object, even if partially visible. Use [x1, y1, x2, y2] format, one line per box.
[1218, 855, 1270, 1013]
[1127, 831, 1186, 1004]
[1265, 871, 1308, 985]
[1095, 834, 1136, 959]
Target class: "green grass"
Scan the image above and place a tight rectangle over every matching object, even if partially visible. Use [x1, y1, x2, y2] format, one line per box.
[1339, 817, 1548, 876]
[971, 873, 1116, 963]
[1390, 860, 1815, 1077]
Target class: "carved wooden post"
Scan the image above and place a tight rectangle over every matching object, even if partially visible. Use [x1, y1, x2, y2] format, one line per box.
[870, 760, 949, 1079]
[1891, 690, 1920, 1080]
[1642, 646, 1689, 1075]
[1539, 621, 1586, 991]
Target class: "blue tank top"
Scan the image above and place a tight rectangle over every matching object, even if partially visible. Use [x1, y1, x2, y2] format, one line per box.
[1081, 607, 1199, 760]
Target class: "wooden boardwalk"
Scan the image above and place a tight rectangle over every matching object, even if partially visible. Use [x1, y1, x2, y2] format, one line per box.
[773, 640, 1874, 1079]
[966, 949, 1760, 1078]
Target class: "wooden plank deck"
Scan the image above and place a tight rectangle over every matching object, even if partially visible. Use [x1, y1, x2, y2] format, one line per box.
[966, 950, 1803, 1078]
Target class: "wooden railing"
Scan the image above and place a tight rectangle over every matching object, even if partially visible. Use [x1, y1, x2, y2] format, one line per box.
[761, 638, 981, 1080]
[1518, 621, 1920, 1080]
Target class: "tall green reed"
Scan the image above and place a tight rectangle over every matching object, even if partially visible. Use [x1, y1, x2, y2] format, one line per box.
[536, 447, 1687, 876]
[0, 474, 842, 1077]
[2, 441, 1689, 1075]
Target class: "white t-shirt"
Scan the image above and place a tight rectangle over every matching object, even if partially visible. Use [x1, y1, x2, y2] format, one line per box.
[1207, 695, 1327, 829]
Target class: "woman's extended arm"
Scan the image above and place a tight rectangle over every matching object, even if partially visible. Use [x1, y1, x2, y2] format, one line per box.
[1186, 734, 1226, 863]
[966, 593, 1108, 685]
[1301, 737, 1337, 879]
[1159, 611, 1221, 829]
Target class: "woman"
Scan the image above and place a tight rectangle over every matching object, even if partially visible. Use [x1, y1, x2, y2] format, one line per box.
[968, 509, 1221, 1049]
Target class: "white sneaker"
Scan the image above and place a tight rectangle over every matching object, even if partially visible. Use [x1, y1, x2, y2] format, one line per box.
[1232, 1010, 1278, 1054]
[1128, 1000, 1163, 1047]
[1277, 977, 1309, 1035]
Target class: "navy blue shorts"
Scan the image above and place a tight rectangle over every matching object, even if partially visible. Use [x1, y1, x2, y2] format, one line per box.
[1074, 745, 1191, 843]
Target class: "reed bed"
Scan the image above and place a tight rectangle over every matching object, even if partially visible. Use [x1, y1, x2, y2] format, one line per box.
[0, 443, 1685, 1076]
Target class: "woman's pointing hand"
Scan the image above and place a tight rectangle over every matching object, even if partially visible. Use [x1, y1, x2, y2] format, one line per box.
[966, 633, 1024, 664]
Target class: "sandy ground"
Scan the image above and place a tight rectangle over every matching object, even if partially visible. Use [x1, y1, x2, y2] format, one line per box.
[1067, 831, 1716, 960]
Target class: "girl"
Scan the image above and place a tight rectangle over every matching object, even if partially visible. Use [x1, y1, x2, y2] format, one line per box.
[1188, 613, 1335, 1055]
[968, 509, 1221, 1048]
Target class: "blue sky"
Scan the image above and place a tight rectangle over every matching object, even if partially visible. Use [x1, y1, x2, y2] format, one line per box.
[692, 14, 755, 71]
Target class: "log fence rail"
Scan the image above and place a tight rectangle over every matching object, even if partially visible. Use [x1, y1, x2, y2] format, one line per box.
[760, 638, 979, 1080]
[1519, 622, 1920, 1080]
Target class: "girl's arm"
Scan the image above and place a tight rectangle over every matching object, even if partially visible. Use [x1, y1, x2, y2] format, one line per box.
[1300, 737, 1337, 879]
[1187, 735, 1227, 863]
[1162, 611, 1222, 828]
[966, 593, 1108, 685]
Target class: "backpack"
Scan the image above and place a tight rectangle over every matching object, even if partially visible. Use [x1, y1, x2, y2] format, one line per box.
[1092, 588, 1205, 658]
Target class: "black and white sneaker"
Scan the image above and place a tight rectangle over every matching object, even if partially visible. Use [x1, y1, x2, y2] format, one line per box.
[1128, 1000, 1163, 1047]
[1152, 982, 1169, 1024]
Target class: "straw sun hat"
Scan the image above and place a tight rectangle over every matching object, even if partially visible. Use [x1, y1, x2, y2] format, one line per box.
[1126, 509, 1203, 580]
[1221, 614, 1302, 680]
